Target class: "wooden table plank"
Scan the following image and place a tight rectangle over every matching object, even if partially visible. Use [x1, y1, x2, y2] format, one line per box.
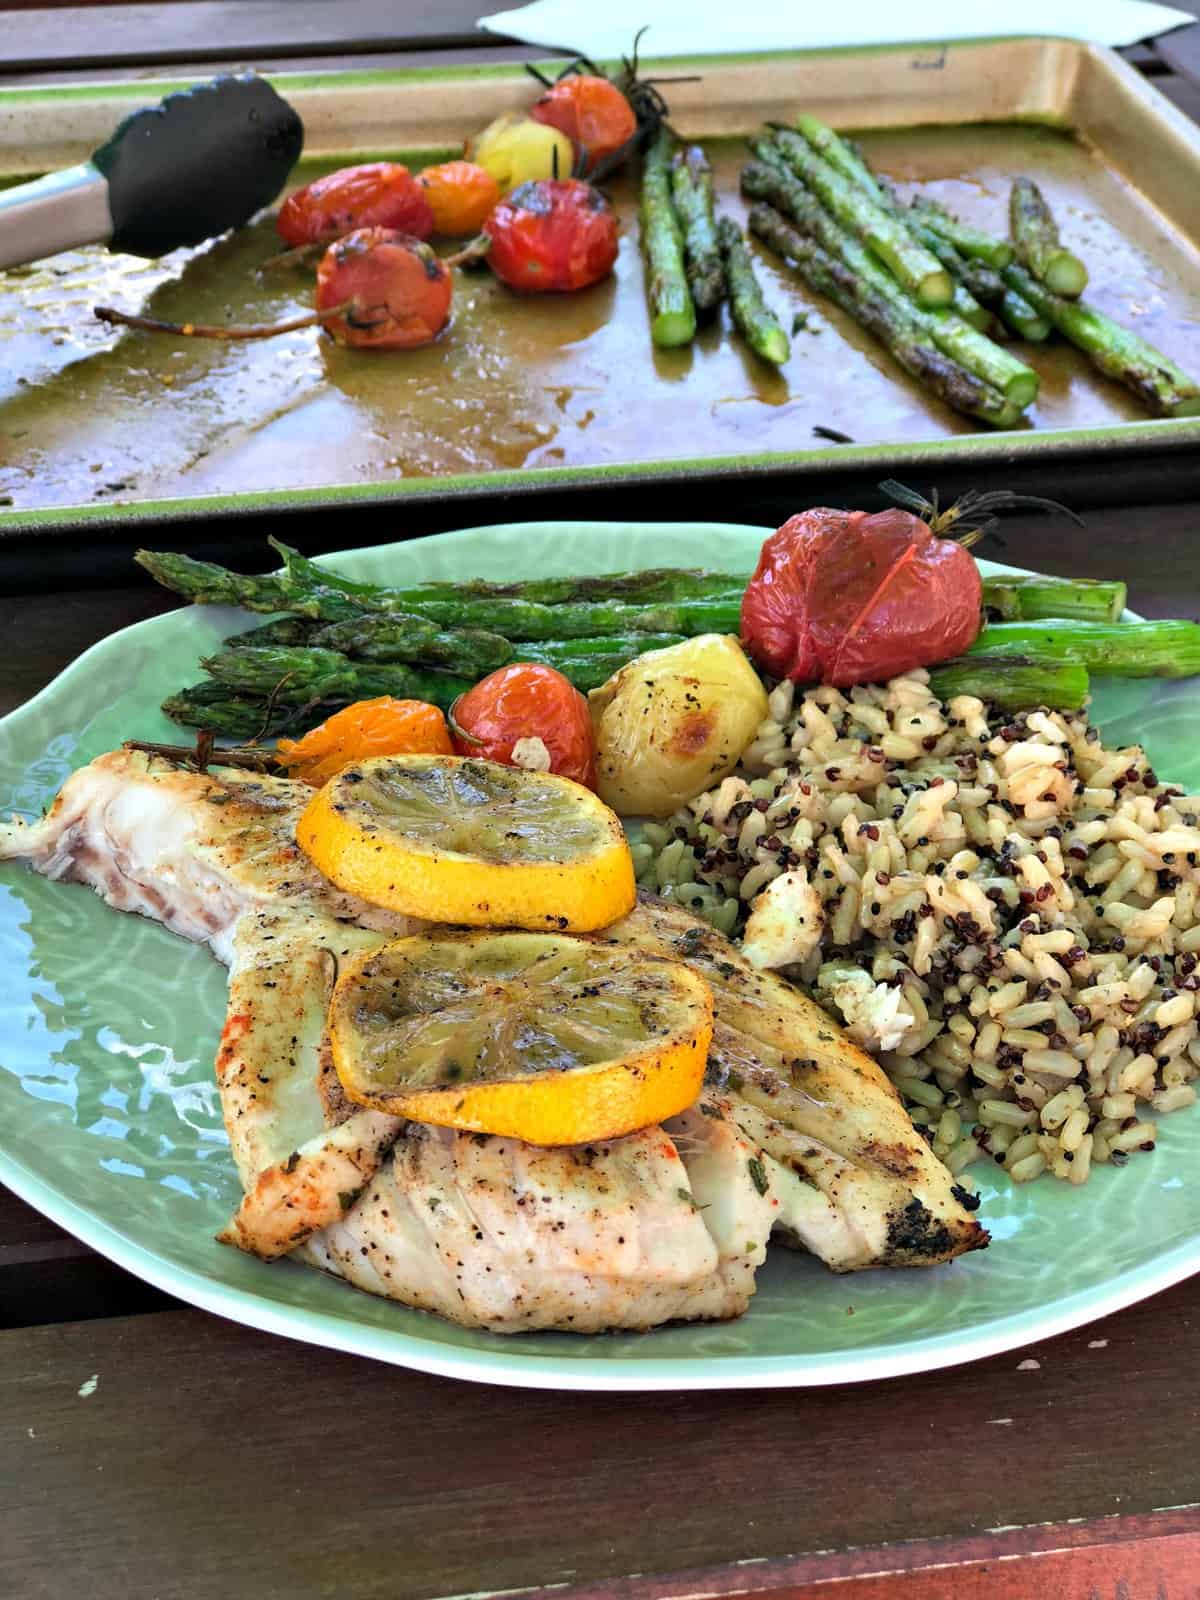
[0, 0, 527, 71]
[2, 1297, 1199, 1599]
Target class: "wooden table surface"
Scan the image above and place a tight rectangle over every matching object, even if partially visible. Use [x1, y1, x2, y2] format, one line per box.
[3, 9, 1200, 1599]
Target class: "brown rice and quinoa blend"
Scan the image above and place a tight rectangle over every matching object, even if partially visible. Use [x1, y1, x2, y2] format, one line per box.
[630, 671, 1200, 1187]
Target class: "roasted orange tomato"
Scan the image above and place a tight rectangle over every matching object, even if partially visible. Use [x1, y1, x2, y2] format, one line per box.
[484, 179, 618, 293]
[315, 228, 453, 350]
[450, 664, 597, 789]
[277, 162, 434, 247]
[530, 75, 637, 174]
[418, 160, 501, 235]
[277, 697, 453, 786]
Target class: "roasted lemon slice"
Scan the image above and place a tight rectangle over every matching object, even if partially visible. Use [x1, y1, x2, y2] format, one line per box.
[298, 755, 634, 931]
[328, 931, 713, 1145]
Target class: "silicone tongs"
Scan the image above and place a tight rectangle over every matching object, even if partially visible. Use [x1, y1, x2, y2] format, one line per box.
[0, 72, 303, 270]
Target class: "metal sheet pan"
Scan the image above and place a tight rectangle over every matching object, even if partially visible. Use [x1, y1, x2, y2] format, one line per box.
[2, 36, 1200, 573]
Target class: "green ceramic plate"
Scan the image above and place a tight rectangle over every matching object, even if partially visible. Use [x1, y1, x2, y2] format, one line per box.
[2, 521, 1198, 1390]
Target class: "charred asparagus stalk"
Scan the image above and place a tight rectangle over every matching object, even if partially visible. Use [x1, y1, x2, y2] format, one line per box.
[927, 657, 1089, 711]
[1001, 261, 1200, 417]
[640, 126, 696, 348]
[715, 216, 790, 366]
[747, 202, 1022, 427]
[1010, 178, 1088, 298]
[161, 682, 316, 738]
[670, 145, 727, 313]
[742, 160, 1038, 409]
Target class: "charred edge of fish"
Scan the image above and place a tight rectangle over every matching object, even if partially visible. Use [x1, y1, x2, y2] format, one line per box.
[884, 1198, 957, 1261]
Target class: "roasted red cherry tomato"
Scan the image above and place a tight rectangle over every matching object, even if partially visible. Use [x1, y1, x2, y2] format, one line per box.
[450, 663, 598, 789]
[530, 74, 637, 174]
[741, 507, 983, 686]
[484, 179, 619, 293]
[277, 163, 434, 247]
[316, 228, 452, 351]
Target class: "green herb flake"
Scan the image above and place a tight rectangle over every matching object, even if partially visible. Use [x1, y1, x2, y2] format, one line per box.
[748, 1156, 769, 1196]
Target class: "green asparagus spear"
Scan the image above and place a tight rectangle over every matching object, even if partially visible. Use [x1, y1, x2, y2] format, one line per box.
[996, 287, 1053, 344]
[640, 126, 696, 348]
[908, 219, 1006, 306]
[270, 542, 747, 608]
[909, 193, 1014, 269]
[230, 617, 321, 647]
[770, 130, 953, 307]
[419, 569, 746, 605]
[980, 576, 1127, 625]
[670, 145, 727, 313]
[715, 217, 790, 366]
[201, 647, 473, 708]
[742, 162, 1037, 410]
[927, 657, 1089, 711]
[268, 539, 743, 637]
[1009, 178, 1088, 298]
[1000, 261, 1200, 418]
[309, 616, 515, 673]
[967, 619, 1200, 677]
[161, 682, 312, 738]
[137, 549, 358, 620]
[517, 634, 686, 689]
[790, 115, 883, 196]
[747, 203, 1022, 427]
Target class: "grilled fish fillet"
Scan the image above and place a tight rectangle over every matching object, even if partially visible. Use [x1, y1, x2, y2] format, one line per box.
[596, 895, 988, 1269]
[210, 912, 768, 1327]
[0, 749, 408, 961]
[2, 751, 986, 1334]
[213, 910, 404, 1260]
[298, 1118, 766, 1333]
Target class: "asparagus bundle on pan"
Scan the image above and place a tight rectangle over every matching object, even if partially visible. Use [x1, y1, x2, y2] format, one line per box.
[748, 203, 1023, 426]
[792, 122, 1049, 343]
[767, 114, 1200, 420]
[742, 153, 1038, 411]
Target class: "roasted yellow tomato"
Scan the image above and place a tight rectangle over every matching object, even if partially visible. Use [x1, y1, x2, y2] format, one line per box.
[470, 113, 575, 191]
[588, 634, 769, 817]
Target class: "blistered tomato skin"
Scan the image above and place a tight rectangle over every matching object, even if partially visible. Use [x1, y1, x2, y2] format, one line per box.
[418, 160, 501, 236]
[484, 179, 619, 293]
[277, 163, 434, 247]
[741, 507, 983, 686]
[529, 76, 637, 174]
[315, 228, 453, 351]
[451, 664, 598, 789]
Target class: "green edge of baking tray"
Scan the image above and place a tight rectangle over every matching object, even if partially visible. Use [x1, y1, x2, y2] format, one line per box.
[3, 36, 1200, 566]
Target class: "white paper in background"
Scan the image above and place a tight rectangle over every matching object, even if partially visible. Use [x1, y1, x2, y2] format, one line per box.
[478, 0, 1192, 58]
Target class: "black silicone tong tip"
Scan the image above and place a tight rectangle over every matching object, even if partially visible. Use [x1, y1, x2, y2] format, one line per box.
[92, 73, 304, 258]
